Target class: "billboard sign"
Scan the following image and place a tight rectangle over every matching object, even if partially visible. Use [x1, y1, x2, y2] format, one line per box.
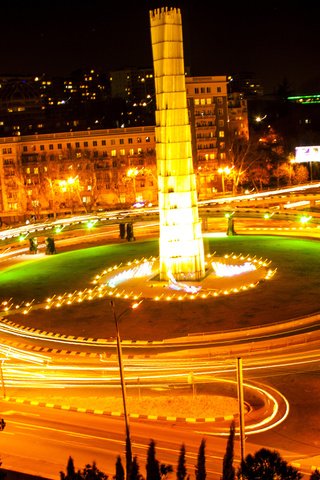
[295, 146, 320, 163]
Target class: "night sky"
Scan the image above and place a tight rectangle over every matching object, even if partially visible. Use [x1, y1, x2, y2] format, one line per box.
[2, 0, 320, 94]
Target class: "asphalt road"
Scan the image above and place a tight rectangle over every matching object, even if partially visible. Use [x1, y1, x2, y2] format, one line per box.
[0, 219, 319, 479]
[0, 391, 315, 480]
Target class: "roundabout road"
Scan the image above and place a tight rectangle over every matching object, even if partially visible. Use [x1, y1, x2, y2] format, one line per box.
[0, 219, 319, 478]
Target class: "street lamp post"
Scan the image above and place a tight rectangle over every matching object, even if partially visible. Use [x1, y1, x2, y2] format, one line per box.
[218, 166, 233, 194]
[127, 168, 139, 203]
[0, 360, 6, 398]
[110, 299, 142, 480]
[219, 168, 226, 194]
[236, 357, 245, 466]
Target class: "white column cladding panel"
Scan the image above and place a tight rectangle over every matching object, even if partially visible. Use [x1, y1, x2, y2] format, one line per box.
[150, 7, 205, 281]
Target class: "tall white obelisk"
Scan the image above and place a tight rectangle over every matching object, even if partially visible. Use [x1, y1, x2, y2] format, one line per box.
[150, 7, 205, 281]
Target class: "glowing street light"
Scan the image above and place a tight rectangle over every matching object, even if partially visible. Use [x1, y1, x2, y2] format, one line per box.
[127, 168, 139, 202]
[110, 299, 142, 480]
[255, 114, 267, 122]
[288, 155, 296, 185]
[218, 166, 233, 194]
[300, 215, 312, 225]
[263, 212, 274, 220]
[59, 176, 79, 213]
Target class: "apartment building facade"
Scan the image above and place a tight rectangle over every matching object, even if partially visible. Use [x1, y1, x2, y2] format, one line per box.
[0, 75, 249, 225]
[186, 76, 248, 198]
[186, 76, 229, 198]
[0, 126, 157, 225]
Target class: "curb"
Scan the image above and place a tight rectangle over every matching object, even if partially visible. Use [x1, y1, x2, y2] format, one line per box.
[0, 318, 156, 356]
[0, 318, 154, 359]
[1, 395, 238, 424]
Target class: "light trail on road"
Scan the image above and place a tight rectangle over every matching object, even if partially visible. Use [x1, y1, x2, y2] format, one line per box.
[0, 211, 319, 479]
[0, 333, 320, 392]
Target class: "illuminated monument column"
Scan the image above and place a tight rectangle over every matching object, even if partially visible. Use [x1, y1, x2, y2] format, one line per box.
[150, 7, 205, 282]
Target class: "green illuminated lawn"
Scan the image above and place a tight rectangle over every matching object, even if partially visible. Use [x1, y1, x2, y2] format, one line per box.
[0, 240, 158, 302]
[1, 235, 319, 339]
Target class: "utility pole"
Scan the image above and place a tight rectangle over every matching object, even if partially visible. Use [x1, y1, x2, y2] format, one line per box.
[110, 300, 132, 480]
[110, 300, 142, 480]
[236, 357, 245, 466]
[0, 360, 6, 398]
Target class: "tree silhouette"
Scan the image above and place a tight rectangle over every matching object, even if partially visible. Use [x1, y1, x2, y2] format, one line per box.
[310, 469, 320, 480]
[195, 439, 206, 480]
[60, 458, 108, 480]
[222, 421, 235, 480]
[146, 439, 160, 480]
[60, 456, 78, 480]
[67, 457, 76, 478]
[126, 433, 133, 480]
[177, 444, 187, 480]
[129, 456, 143, 480]
[160, 463, 173, 480]
[114, 456, 125, 480]
[238, 448, 302, 480]
[81, 461, 108, 479]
